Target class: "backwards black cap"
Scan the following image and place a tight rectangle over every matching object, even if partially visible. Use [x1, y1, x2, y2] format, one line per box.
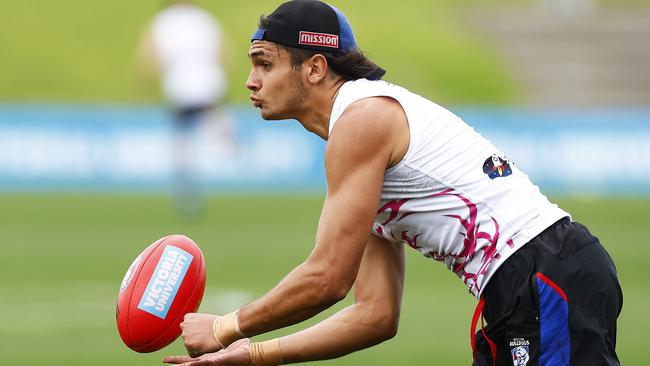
[251, 0, 358, 53]
[251, 0, 386, 81]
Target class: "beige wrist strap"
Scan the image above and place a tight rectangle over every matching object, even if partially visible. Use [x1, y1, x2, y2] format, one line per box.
[249, 339, 283, 366]
[212, 310, 245, 348]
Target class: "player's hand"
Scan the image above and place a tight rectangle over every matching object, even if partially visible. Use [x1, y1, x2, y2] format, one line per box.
[180, 313, 221, 357]
[163, 339, 251, 366]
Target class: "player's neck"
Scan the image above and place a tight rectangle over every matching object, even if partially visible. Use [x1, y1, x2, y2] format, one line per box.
[295, 79, 345, 141]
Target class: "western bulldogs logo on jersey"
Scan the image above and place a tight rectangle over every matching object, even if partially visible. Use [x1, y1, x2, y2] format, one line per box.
[483, 153, 513, 179]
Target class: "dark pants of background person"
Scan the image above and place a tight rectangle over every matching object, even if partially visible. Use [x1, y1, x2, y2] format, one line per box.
[172, 105, 213, 217]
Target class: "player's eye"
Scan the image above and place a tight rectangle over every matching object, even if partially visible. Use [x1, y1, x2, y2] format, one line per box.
[254, 60, 271, 70]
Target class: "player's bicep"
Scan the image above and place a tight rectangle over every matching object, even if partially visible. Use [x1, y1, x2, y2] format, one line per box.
[305, 102, 396, 290]
[321, 99, 397, 236]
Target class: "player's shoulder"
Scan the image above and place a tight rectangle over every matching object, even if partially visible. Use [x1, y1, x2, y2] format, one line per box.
[326, 96, 408, 171]
[331, 96, 405, 140]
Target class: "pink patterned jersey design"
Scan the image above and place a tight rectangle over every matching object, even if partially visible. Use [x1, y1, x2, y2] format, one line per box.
[375, 188, 508, 294]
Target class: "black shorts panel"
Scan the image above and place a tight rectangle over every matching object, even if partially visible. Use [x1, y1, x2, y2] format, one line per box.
[473, 218, 622, 366]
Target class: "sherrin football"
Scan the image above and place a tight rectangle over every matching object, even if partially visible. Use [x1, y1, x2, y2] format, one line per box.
[116, 234, 206, 353]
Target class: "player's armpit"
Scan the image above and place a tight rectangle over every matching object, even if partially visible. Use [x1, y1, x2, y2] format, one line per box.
[278, 234, 405, 363]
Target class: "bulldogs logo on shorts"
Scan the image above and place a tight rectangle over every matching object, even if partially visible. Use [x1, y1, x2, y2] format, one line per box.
[511, 345, 530, 366]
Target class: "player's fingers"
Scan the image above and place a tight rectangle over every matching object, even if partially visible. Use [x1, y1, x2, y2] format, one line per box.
[181, 361, 213, 366]
[162, 355, 195, 364]
[183, 341, 205, 358]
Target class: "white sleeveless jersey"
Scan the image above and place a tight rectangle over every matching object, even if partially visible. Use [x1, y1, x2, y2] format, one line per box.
[328, 79, 569, 297]
[151, 4, 226, 107]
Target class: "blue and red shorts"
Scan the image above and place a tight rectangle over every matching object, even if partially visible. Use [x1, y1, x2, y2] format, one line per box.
[472, 218, 622, 366]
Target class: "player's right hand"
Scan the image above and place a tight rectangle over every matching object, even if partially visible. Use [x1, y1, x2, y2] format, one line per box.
[180, 313, 221, 357]
[163, 339, 251, 366]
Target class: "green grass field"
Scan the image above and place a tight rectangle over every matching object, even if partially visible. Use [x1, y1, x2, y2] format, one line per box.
[0, 194, 647, 365]
[0, 0, 519, 104]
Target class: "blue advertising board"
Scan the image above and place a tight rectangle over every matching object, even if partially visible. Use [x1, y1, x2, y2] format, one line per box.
[0, 104, 649, 195]
[0, 104, 326, 192]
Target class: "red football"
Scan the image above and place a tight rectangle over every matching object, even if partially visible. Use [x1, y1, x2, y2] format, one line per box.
[116, 234, 206, 353]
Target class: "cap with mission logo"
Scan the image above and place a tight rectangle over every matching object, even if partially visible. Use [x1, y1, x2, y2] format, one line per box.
[251, 0, 358, 53]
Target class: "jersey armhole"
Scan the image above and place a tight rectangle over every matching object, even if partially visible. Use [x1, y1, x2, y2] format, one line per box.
[329, 95, 413, 172]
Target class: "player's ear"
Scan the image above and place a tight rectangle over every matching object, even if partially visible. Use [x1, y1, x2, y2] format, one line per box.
[305, 54, 328, 84]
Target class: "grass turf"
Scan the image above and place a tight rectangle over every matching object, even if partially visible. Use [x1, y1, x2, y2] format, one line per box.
[0, 194, 647, 365]
[0, 0, 518, 104]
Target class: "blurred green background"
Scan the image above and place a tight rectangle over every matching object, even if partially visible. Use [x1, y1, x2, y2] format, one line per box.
[1, 0, 649, 365]
[0, 0, 519, 104]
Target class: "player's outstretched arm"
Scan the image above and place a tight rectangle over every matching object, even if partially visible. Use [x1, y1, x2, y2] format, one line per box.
[176, 97, 408, 357]
[163, 235, 405, 366]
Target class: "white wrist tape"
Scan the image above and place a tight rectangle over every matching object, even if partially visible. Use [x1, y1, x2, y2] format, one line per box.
[212, 310, 243, 348]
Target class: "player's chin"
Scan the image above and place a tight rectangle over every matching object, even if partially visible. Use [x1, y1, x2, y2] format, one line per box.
[259, 109, 284, 121]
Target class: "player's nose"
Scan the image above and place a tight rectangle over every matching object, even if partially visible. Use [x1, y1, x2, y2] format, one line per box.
[246, 70, 260, 91]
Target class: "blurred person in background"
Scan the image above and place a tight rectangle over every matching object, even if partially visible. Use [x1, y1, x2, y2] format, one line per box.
[163, 1, 621, 366]
[137, 0, 232, 217]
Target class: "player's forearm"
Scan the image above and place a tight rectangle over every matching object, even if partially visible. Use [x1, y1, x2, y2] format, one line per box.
[277, 302, 398, 363]
[239, 261, 349, 337]
[238, 185, 377, 339]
